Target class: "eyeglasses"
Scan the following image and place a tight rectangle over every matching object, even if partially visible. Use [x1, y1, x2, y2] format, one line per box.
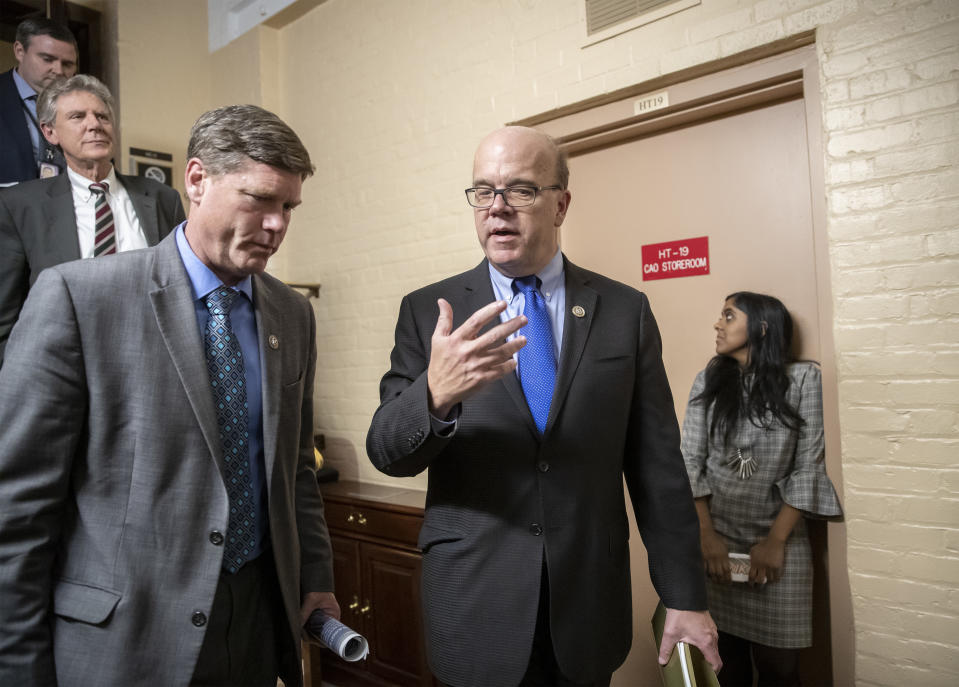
[464, 185, 562, 208]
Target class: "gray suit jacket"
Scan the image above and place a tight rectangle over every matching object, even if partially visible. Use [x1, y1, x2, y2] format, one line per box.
[367, 258, 707, 687]
[0, 170, 186, 365]
[0, 233, 334, 686]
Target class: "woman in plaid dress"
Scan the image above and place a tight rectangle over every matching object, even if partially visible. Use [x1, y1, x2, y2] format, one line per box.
[681, 292, 842, 686]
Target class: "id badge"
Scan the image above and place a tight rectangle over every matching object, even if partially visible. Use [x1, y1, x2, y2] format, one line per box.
[39, 162, 60, 178]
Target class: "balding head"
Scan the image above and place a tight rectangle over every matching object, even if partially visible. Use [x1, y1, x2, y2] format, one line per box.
[473, 126, 568, 190]
[470, 126, 571, 278]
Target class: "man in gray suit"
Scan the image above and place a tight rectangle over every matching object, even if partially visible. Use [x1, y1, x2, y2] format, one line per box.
[0, 104, 338, 686]
[368, 126, 721, 686]
[0, 73, 185, 365]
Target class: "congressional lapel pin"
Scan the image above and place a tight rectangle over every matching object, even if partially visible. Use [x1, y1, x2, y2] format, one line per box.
[571, 305, 586, 318]
[269, 334, 280, 349]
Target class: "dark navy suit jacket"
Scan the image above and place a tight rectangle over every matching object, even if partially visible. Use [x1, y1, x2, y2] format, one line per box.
[0, 69, 39, 186]
[367, 257, 707, 686]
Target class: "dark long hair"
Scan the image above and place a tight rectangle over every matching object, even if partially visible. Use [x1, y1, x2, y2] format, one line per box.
[695, 291, 804, 445]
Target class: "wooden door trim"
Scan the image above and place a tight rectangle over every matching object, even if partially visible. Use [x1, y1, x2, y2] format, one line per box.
[512, 30, 814, 128]
[558, 72, 804, 155]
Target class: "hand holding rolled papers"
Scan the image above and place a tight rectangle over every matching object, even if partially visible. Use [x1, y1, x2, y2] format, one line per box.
[305, 610, 370, 662]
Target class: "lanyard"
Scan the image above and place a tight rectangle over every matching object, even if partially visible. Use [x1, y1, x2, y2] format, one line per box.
[20, 97, 60, 165]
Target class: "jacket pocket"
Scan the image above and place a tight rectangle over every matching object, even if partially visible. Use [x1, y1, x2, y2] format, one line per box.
[417, 522, 466, 554]
[53, 579, 121, 625]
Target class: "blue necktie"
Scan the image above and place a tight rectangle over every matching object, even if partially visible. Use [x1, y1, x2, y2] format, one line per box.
[514, 276, 556, 433]
[204, 287, 256, 574]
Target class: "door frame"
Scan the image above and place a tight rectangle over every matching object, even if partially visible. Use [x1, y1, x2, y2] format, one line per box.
[512, 31, 853, 686]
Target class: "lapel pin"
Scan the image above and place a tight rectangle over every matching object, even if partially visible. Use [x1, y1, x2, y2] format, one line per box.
[572, 305, 586, 318]
[269, 334, 279, 349]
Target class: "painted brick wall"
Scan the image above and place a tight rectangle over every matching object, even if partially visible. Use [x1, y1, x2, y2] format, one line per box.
[817, 1, 959, 684]
[269, 1, 959, 682]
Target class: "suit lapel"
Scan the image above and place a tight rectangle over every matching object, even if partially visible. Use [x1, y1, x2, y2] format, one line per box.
[44, 174, 82, 263]
[149, 235, 222, 468]
[253, 275, 282, 488]
[545, 258, 598, 433]
[121, 175, 161, 245]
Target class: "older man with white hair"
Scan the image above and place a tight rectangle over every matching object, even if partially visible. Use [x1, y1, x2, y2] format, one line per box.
[0, 73, 185, 365]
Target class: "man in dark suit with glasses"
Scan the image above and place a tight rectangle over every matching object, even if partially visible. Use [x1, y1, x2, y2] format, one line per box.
[368, 125, 721, 686]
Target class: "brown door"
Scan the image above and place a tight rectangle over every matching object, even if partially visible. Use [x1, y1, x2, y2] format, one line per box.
[362, 542, 431, 686]
[561, 88, 830, 683]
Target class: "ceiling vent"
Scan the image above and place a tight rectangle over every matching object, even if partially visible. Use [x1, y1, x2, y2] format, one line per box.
[586, 0, 681, 35]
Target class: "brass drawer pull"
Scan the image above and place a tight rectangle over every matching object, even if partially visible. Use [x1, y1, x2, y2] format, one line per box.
[346, 511, 367, 526]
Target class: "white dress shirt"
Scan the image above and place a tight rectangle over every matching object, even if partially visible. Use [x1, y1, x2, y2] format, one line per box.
[69, 166, 148, 258]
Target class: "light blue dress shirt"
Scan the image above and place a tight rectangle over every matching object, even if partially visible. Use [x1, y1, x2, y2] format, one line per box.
[175, 223, 269, 562]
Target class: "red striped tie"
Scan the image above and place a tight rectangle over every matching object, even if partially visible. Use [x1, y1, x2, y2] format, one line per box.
[89, 181, 116, 256]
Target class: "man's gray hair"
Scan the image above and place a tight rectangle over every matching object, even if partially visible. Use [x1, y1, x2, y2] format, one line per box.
[187, 105, 314, 179]
[15, 17, 77, 52]
[36, 74, 115, 127]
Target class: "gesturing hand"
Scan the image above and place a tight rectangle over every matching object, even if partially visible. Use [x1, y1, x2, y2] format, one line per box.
[427, 298, 527, 418]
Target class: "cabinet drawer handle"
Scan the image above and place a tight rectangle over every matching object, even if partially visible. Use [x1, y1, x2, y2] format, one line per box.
[346, 511, 368, 526]
[348, 594, 360, 611]
[359, 599, 372, 616]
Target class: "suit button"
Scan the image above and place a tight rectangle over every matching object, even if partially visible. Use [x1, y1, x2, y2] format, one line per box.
[209, 531, 224, 545]
[192, 611, 207, 627]
[529, 523, 543, 536]
[537, 461, 549, 473]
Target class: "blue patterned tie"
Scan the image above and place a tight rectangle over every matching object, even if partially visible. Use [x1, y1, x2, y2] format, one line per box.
[204, 287, 256, 574]
[514, 276, 556, 433]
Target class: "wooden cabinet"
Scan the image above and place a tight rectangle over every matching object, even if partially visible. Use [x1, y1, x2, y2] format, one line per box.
[311, 480, 435, 687]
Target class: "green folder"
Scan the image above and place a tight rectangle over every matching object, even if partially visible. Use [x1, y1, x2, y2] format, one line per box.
[650, 602, 721, 687]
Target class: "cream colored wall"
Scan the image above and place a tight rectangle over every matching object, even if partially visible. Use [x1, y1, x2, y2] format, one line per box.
[103, 0, 958, 684]
[108, 0, 279, 199]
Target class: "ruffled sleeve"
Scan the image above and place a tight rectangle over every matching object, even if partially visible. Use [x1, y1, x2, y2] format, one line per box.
[775, 363, 843, 518]
[681, 369, 712, 498]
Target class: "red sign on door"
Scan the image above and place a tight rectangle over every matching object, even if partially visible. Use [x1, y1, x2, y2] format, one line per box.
[641, 236, 710, 281]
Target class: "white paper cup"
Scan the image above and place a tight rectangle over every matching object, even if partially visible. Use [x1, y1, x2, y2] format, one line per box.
[729, 553, 750, 582]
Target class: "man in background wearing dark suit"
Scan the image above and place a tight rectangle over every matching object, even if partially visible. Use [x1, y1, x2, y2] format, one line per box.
[0, 73, 185, 365]
[0, 17, 77, 185]
[367, 126, 721, 686]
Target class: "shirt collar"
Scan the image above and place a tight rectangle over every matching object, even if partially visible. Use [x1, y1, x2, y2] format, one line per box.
[11, 68, 36, 100]
[175, 223, 254, 304]
[488, 248, 564, 302]
[68, 165, 119, 201]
